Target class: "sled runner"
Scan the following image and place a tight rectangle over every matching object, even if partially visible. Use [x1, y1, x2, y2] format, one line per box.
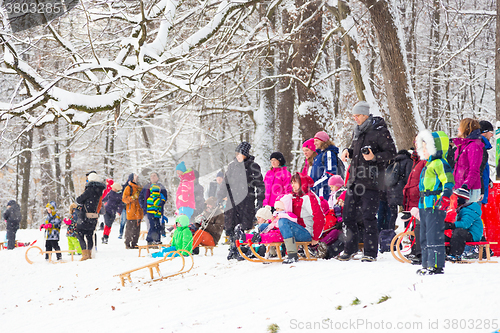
[137, 243, 171, 257]
[115, 249, 194, 286]
[235, 239, 317, 263]
[444, 241, 498, 264]
[199, 245, 216, 256]
[25, 245, 77, 264]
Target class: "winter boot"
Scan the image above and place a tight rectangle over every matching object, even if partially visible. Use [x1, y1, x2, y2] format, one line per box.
[102, 235, 109, 244]
[317, 242, 328, 259]
[282, 238, 298, 264]
[80, 249, 90, 261]
[282, 252, 298, 264]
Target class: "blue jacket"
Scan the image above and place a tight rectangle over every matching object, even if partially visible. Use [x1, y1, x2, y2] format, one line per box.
[454, 202, 483, 242]
[311, 145, 339, 200]
[480, 136, 492, 204]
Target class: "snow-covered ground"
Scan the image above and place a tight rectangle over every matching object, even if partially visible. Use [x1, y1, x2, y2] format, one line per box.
[1, 223, 499, 333]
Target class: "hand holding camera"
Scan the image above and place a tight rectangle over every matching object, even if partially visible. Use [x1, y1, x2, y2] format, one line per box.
[361, 145, 375, 161]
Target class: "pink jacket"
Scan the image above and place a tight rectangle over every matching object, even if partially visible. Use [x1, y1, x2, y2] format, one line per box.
[263, 166, 292, 207]
[176, 170, 196, 209]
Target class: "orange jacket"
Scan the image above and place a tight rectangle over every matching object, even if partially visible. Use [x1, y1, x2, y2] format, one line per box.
[122, 181, 144, 220]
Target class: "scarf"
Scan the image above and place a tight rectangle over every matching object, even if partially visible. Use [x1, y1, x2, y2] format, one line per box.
[353, 114, 373, 141]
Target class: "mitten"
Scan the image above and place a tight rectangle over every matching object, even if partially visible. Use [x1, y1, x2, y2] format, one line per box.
[436, 196, 450, 211]
[63, 218, 71, 225]
[445, 223, 456, 230]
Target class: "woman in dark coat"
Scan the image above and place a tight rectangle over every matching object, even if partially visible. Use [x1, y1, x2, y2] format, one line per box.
[76, 173, 106, 260]
[4, 200, 21, 250]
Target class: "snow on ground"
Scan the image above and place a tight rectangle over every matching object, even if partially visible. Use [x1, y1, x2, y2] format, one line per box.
[1, 223, 499, 333]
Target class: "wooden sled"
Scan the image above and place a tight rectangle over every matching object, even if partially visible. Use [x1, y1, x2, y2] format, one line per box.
[199, 245, 216, 256]
[390, 230, 414, 263]
[115, 249, 194, 286]
[137, 243, 171, 257]
[25, 246, 78, 264]
[444, 241, 498, 264]
[236, 240, 317, 263]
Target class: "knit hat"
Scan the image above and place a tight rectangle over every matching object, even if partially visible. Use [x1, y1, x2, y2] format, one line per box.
[274, 200, 285, 211]
[86, 170, 96, 177]
[88, 173, 100, 183]
[314, 131, 330, 142]
[454, 187, 470, 201]
[175, 214, 190, 227]
[270, 152, 286, 167]
[216, 171, 224, 179]
[479, 120, 494, 134]
[111, 182, 123, 192]
[205, 196, 217, 207]
[352, 101, 370, 115]
[175, 161, 187, 173]
[255, 206, 273, 221]
[235, 141, 251, 157]
[328, 175, 344, 188]
[302, 138, 316, 152]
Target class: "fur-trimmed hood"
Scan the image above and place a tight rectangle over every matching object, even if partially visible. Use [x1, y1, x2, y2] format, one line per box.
[416, 130, 449, 161]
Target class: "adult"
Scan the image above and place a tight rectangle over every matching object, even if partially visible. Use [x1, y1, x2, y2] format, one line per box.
[263, 152, 292, 208]
[101, 182, 125, 244]
[3, 200, 21, 250]
[138, 172, 168, 242]
[479, 120, 494, 204]
[122, 173, 143, 249]
[278, 173, 325, 264]
[385, 150, 413, 230]
[192, 197, 225, 251]
[452, 118, 484, 203]
[301, 138, 317, 177]
[338, 101, 396, 262]
[192, 170, 205, 220]
[76, 173, 105, 260]
[310, 131, 340, 201]
[175, 162, 196, 219]
[218, 141, 265, 238]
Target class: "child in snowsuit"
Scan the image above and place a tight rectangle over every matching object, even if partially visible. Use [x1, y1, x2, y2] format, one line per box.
[146, 184, 166, 244]
[41, 201, 62, 260]
[415, 130, 455, 275]
[64, 203, 82, 255]
[152, 215, 193, 257]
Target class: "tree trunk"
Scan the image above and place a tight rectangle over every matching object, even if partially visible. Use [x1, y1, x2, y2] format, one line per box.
[54, 120, 61, 202]
[19, 129, 33, 229]
[275, 6, 294, 166]
[429, 0, 440, 131]
[64, 123, 75, 202]
[360, 0, 418, 150]
[38, 127, 55, 204]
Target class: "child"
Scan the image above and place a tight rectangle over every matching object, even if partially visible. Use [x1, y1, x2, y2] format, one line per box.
[63, 203, 82, 255]
[263, 198, 297, 233]
[175, 162, 196, 219]
[40, 201, 62, 261]
[152, 215, 193, 258]
[255, 206, 273, 232]
[146, 184, 166, 245]
[415, 130, 455, 275]
[327, 175, 345, 209]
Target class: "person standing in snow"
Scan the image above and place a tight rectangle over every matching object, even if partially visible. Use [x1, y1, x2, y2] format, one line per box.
[64, 203, 82, 255]
[310, 131, 341, 201]
[385, 149, 413, 230]
[76, 173, 106, 260]
[3, 200, 21, 250]
[175, 162, 196, 220]
[122, 173, 143, 249]
[192, 170, 205, 221]
[101, 182, 125, 244]
[146, 184, 166, 244]
[263, 152, 292, 209]
[478, 120, 494, 205]
[40, 201, 63, 260]
[338, 101, 396, 262]
[138, 172, 168, 243]
[301, 138, 317, 177]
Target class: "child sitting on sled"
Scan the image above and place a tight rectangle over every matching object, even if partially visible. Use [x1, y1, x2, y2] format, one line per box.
[152, 215, 192, 258]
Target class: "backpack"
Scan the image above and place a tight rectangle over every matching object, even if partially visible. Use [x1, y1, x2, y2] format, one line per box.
[385, 161, 402, 187]
[379, 229, 397, 253]
[321, 151, 346, 179]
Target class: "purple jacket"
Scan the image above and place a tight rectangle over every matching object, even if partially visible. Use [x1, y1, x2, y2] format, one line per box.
[453, 132, 484, 190]
[263, 166, 292, 207]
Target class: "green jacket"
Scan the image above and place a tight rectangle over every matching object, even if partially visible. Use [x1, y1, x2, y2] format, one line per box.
[171, 226, 193, 254]
[416, 130, 455, 209]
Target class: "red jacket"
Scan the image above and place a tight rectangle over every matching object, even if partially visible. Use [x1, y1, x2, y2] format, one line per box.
[403, 152, 426, 211]
[176, 170, 196, 210]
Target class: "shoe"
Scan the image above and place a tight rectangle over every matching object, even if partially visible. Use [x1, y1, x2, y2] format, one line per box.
[361, 255, 376, 262]
[234, 224, 245, 243]
[317, 242, 328, 259]
[102, 236, 108, 244]
[337, 252, 355, 261]
[417, 267, 444, 275]
[118, 235, 123, 239]
[282, 253, 299, 264]
[416, 268, 428, 275]
[411, 256, 422, 265]
[308, 244, 319, 257]
[446, 255, 462, 262]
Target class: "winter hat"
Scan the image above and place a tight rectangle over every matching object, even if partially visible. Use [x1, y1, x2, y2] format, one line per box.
[205, 196, 217, 207]
[255, 206, 273, 221]
[69, 202, 78, 215]
[454, 187, 470, 201]
[479, 120, 494, 134]
[302, 138, 316, 152]
[351, 101, 370, 115]
[314, 131, 330, 142]
[88, 173, 100, 183]
[270, 152, 286, 167]
[235, 141, 251, 158]
[216, 171, 224, 179]
[86, 170, 96, 177]
[175, 214, 190, 227]
[111, 182, 123, 192]
[7, 200, 16, 206]
[175, 161, 187, 173]
[274, 200, 285, 211]
[127, 173, 136, 184]
[328, 175, 344, 188]
[46, 201, 56, 215]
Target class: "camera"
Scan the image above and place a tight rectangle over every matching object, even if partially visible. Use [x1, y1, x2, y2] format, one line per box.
[361, 145, 372, 155]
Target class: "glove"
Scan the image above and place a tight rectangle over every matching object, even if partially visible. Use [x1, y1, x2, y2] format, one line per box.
[63, 218, 71, 225]
[45, 223, 52, 229]
[333, 205, 342, 217]
[436, 196, 451, 211]
[39, 224, 44, 231]
[445, 223, 456, 230]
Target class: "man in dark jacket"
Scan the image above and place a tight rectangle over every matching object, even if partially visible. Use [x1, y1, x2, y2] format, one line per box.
[479, 120, 494, 204]
[138, 172, 168, 237]
[76, 173, 106, 260]
[4, 200, 22, 250]
[338, 101, 397, 262]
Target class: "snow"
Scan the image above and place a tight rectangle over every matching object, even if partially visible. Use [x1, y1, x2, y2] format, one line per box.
[2, 225, 500, 333]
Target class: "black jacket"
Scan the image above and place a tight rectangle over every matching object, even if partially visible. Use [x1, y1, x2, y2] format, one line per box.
[103, 190, 125, 216]
[4, 200, 21, 231]
[386, 150, 413, 206]
[346, 116, 397, 191]
[219, 155, 265, 233]
[76, 181, 106, 230]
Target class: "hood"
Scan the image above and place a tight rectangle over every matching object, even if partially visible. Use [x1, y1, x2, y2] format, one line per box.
[179, 170, 196, 182]
[46, 201, 57, 215]
[481, 135, 493, 150]
[127, 173, 135, 184]
[467, 129, 482, 140]
[416, 130, 449, 161]
[296, 172, 313, 194]
[86, 181, 106, 193]
[372, 116, 389, 131]
[317, 144, 339, 155]
[395, 150, 412, 162]
[7, 200, 17, 207]
[279, 194, 294, 212]
[175, 214, 190, 227]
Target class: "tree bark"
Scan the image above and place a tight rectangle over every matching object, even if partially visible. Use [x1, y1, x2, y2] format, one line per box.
[19, 129, 33, 229]
[38, 127, 56, 204]
[360, 0, 418, 150]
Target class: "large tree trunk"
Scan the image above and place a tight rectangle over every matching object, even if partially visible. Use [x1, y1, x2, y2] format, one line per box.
[38, 127, 55, 204]
[19, 129, 33, 229]
[64, 123, 76, 202]
[275, 6, 294, 166]
[360, 0, 418, 150]
[54, 120, 62, 202]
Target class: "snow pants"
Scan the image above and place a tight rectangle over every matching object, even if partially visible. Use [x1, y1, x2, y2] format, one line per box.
[446, 228, 473, 256]
[192, 230, 215, 249]
[67, 236, 82, 254]
[6, 229, 17, 250]
[124, 219, 141, 248]
[419, 208, 446, 269]
[146, 214, 161, 243]
[45, 240, 61, 260]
